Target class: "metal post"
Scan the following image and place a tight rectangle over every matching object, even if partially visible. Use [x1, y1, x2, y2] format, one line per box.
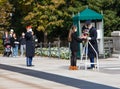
[40, 42, 42, 56]
[68, 42, 71, 60]
[48, 42, 51, 57]
[58, 41, 60, 59]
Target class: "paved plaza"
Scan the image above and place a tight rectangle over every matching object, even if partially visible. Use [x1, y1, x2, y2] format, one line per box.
[0, 56, 120, 89]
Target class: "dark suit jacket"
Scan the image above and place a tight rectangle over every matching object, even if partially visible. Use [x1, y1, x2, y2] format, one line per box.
[88, 27, 99, 58]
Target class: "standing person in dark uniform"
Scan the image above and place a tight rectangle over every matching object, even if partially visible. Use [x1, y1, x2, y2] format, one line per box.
[68, 25, 86, 70]
[25, 26, 35, 66]
[83, 20, 99, 69]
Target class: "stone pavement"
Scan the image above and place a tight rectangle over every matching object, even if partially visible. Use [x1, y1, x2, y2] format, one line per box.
[0, 56, 120, 89]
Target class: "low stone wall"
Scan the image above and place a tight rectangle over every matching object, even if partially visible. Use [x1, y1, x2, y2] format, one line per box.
[111, 31, 120, 54]
[112, 37, 120, 53]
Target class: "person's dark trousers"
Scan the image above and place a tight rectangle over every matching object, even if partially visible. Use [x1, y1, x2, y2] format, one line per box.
[90, 57, 94, 68]
[71, 51, 77, 66]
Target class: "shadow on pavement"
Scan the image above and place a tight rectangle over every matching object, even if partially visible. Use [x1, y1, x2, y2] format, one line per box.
[0, 64, 119, 89]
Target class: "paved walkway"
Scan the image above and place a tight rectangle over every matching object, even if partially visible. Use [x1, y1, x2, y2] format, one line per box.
[0, 56, 120, 89]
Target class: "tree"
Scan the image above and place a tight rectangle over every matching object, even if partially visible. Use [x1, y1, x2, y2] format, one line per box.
[0, 0, 13, 32]
[49, 0, 84, 41]
[22, 0, 65, 42]
[19, 0, 86, 42]
[8, 0, 34, 34]
[87, 0, 120, 36]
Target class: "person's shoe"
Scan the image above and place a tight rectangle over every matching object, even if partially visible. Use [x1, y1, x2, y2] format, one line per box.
[87, 67, 95, 70]
[69, 66, 74, 70]
[73, 66, 78, 70]
[27, 65, 34, 67]
[27, 65, 30, 67]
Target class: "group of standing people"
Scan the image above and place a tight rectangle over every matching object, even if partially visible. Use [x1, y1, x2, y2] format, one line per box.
[2, 29, 26, 57]
[68, 20, 98, 70]
[2, 26, 37, 67]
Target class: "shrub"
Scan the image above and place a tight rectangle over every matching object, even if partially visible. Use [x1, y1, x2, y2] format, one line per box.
[35, 47, 70, 59]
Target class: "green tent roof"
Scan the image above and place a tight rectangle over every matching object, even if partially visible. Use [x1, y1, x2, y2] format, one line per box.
[73, 8, 103, 21]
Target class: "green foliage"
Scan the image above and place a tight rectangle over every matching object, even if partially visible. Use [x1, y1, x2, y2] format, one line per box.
[35, 47, 70, 59]
[0, 0, 13, 31]
[87, 0, 120, 36]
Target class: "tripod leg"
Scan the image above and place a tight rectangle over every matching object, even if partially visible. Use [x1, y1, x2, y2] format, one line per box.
[79, 42, 88, 70]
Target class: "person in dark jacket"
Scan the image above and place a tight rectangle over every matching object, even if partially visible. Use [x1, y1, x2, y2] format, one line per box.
[9, 29, 14, 57]
[68, 25, 86, 70]
[10, 33, 19, 57]
[2, 31, 11, 56]
[2, 31, 11, 46]
[82, 20, 99, 69]
[25, 26, 35, 66]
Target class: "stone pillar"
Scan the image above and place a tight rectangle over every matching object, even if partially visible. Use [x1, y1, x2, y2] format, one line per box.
[111, 31, 120, 54]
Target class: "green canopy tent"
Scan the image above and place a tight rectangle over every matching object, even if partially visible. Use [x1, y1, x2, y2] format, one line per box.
[72, 8, 104, 58]
[73, 8, 103, 20]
